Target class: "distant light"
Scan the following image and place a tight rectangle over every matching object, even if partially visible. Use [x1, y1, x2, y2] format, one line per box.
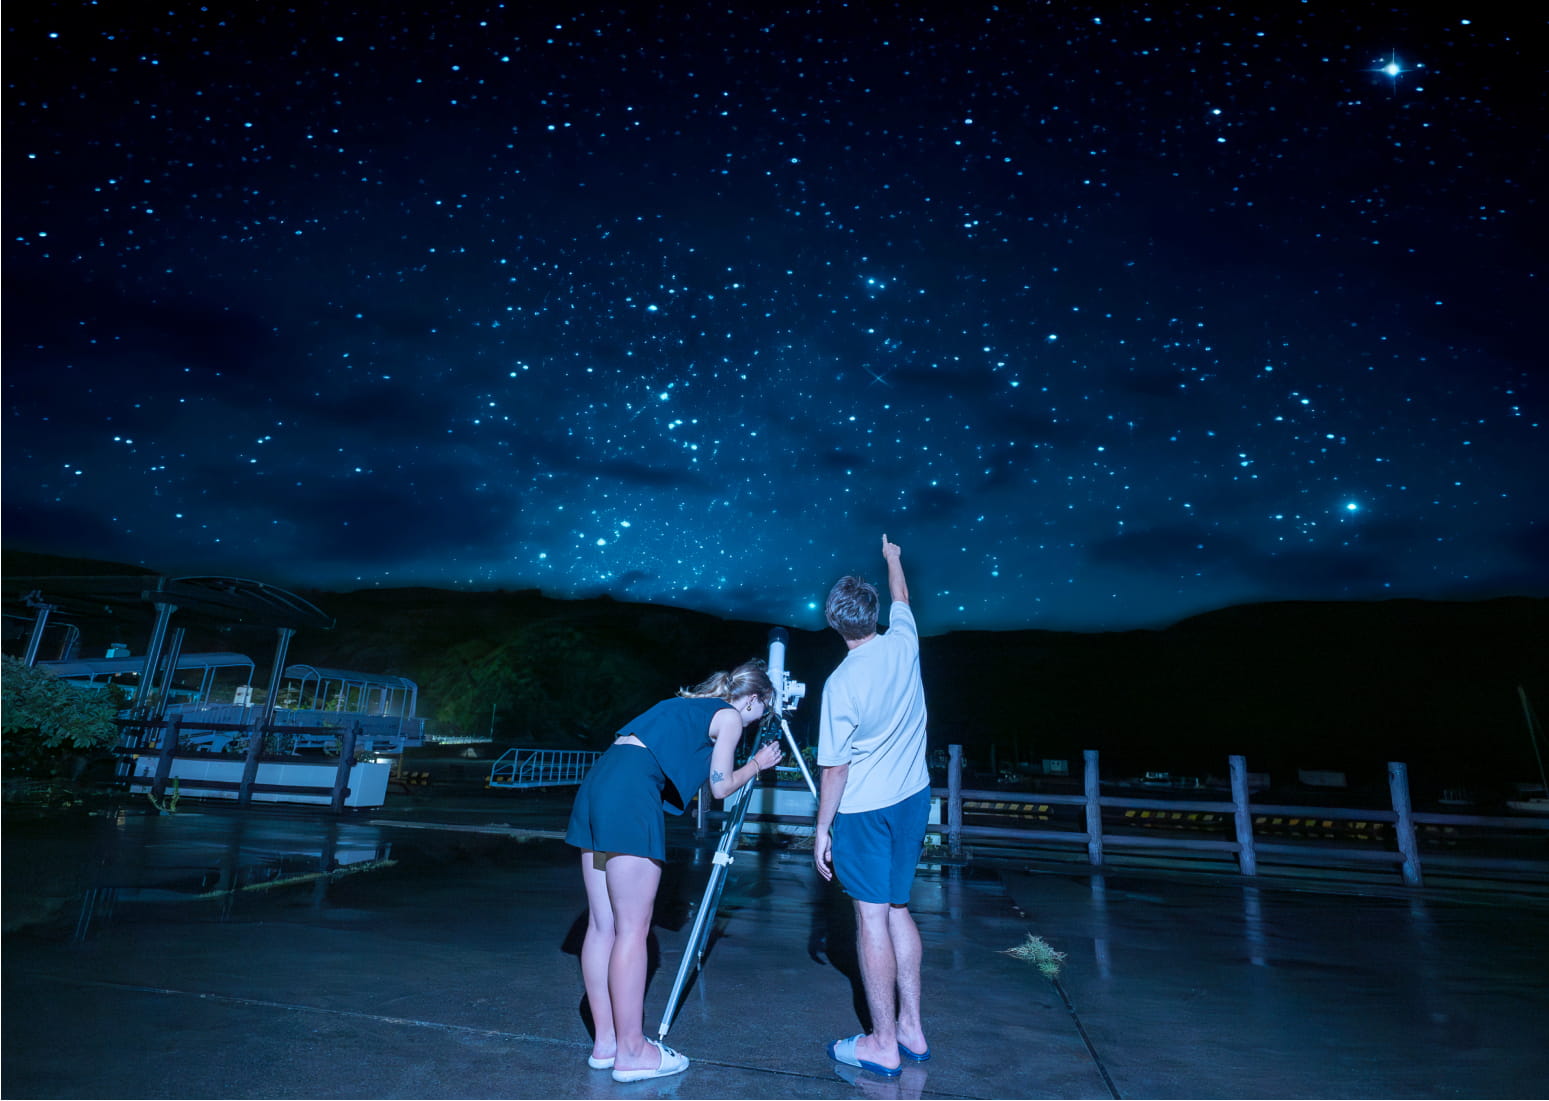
[1345, 502, 1360, 512]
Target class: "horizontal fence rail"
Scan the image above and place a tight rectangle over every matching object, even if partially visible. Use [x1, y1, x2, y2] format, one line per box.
[115, 715, 374, 812]
[930, 748, 1548, 888]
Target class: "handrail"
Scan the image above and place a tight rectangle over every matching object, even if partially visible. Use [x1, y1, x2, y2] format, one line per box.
[488, 747, 600, 788]
[935, 749, 1549, 888]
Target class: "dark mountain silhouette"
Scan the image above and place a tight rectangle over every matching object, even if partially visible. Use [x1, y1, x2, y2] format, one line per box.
[6, 548, 1545, 795]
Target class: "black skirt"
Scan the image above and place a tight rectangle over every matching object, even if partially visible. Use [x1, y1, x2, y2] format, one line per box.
[565, 743, 668, 861]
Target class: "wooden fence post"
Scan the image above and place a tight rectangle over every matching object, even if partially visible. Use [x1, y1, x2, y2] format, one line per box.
[1084, 749, 1104, 866]
[1230, 754, 1257, 876]
[151, 716, 182, 800]
[947, 744, 963, 856]
[1389, 761, 1423, 886]
[330, 721, 361, 812]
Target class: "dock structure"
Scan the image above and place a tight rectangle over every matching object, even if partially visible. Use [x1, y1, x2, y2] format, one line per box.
[488, 747, 599, 790]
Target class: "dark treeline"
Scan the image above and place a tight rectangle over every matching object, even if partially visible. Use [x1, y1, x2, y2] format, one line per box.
[4, 551, 1545, 797]
[293, 588, 1547, 793]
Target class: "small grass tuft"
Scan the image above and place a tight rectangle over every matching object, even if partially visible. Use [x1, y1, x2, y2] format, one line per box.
[1002, 933, 1067, 978]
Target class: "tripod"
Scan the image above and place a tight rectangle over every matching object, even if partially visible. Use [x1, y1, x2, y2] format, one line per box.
[656, 627, 818, 1040]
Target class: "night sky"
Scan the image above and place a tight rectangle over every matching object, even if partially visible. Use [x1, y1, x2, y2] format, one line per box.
[5, 2, 1544, 633]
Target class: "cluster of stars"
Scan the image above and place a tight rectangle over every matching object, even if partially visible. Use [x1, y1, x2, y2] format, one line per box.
[3, 3, 1543, 631]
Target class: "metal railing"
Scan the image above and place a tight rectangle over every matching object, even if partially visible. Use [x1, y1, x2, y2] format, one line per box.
[161, 702, 424, 748]
[936, 747, 1549, 888]
[488, 748, 601, 789]
[117, 715, 373, 811]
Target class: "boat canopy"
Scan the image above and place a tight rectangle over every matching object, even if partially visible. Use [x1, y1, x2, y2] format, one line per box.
[282, 664, 418, 718]
[38, 652, 256, 682]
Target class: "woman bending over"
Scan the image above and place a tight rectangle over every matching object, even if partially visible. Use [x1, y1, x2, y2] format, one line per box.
[565, 660, 784, 1083]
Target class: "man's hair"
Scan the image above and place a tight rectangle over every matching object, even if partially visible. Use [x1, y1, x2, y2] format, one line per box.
[824, 575, 879, 641]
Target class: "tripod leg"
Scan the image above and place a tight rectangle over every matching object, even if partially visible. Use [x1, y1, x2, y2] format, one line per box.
[656, 778, 759, 1039]
[780, 716, 819, 800]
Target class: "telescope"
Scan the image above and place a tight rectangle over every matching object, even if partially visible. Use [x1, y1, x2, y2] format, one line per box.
[657, 626, 818, 1039]
[766, 626, 819, 797]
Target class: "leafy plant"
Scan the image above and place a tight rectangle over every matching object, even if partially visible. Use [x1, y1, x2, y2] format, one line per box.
[147, 776, 181, 815]
[1002, 933, 1067, 978]
[2, 656, 125, 775]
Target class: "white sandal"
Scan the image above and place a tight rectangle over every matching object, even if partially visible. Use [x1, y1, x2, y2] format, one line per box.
[611, 1039, 689, 1082]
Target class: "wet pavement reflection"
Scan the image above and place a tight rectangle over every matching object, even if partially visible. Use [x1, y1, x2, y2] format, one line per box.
[4, 801, 1547, 1099]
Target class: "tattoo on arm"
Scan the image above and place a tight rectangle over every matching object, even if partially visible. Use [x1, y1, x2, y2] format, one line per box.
[710, 770, 726, 784]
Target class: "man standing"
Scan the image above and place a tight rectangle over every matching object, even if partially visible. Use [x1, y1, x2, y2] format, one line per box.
[815, 534, 932, 1077]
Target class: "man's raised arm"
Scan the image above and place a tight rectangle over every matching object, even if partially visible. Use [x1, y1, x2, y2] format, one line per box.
[882, 533, 909, 605]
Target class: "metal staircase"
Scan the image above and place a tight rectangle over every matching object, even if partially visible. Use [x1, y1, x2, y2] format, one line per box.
[487, 748, 600, 789]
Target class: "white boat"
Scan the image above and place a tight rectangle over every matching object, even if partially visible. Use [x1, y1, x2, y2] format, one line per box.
[1506, 783, 1549, 815]
[1505, 797, 1549, 815]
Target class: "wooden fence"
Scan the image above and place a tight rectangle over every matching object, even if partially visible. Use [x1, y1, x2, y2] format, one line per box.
[935, 747, 1549, 887]
[117, 715, 370, 811]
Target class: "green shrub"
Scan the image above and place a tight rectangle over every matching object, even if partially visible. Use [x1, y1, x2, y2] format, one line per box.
[2, 656, 125, 775]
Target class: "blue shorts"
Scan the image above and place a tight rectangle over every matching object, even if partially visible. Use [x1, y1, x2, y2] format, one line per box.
[833, 786, 931, 905]
[565, 744, 667, 861]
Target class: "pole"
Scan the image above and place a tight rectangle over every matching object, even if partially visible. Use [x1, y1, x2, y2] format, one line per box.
[947, 744, 963, 857]
[152, 716, 183, 800]
[1084, 749, 1104, 866]
[22, 599, 53, 666]
[1519, 686, 1548, 797]
[330, 721, 360, 812]
[241, 627, 294, 806]
[135, 601, 178, 715]
[1389, 761, 1423, 887]
[152, 628, 186, 722]
[1230, 754, 1257, 876]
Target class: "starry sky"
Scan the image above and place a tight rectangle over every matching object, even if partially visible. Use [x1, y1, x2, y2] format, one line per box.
[5, 1, 1545, 633]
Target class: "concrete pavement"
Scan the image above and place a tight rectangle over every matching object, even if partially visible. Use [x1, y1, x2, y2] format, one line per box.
[3, 794, 1546, 1099]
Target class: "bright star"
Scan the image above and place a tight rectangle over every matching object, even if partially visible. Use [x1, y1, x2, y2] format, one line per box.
[1371, 51, 1421, 93]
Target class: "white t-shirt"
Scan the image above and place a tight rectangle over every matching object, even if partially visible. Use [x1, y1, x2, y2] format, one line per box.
[817, 600, 931, 814]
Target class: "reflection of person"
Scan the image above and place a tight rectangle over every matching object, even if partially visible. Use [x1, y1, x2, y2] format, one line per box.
[815, 535, 932, 1077]
[565, 662, 783, 1083]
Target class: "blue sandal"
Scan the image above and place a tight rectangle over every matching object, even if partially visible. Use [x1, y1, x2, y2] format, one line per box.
[828, 1034, 902, 1077]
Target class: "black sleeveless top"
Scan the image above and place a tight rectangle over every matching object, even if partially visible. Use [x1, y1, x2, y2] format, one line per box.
[619, 696, 736, 814]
